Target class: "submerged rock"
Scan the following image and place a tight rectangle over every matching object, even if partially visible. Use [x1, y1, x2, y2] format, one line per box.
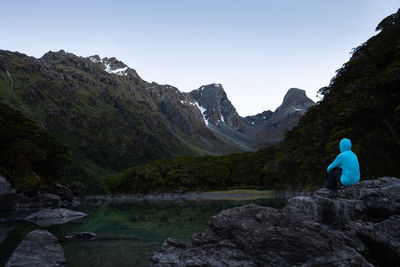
[5, 230, 65, 267]
[150, 177, 400, 266]
[25, 208, 87, 226]
[65, 231, 96, 240]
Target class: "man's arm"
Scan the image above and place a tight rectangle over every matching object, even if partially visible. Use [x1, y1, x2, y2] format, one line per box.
[327, 154, 343, 173]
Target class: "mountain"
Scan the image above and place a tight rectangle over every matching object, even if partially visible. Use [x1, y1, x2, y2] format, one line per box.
[255, 88, 315, 145]
[189, 83, 258, 149]
[190, 83, 241, 128]
[0, 49, 313, 191]
[190, 84, 314, 148]
[0, 50, 232, 191]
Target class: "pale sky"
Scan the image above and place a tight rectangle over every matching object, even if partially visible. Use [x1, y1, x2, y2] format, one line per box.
[1, 0, 399, 116]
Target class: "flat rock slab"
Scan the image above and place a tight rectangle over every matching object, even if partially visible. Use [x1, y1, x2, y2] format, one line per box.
[5, 230, 65, 267]
[25, 208, 87, 226]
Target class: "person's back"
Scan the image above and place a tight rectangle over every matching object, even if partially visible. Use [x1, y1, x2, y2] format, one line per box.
[326, 138, 360, 190]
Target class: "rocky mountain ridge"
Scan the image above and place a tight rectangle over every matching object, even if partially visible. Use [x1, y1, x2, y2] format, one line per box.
[0, 49, 313, 190]
[190, 83, 315, 146]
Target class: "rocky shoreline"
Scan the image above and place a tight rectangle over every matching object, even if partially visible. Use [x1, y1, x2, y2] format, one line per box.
[3, 176, 399, 266]
[0, 175, 87, 212]
[150, 177, 400, 266]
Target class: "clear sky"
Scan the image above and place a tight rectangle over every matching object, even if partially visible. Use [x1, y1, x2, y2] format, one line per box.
[1, 0, 399, 116]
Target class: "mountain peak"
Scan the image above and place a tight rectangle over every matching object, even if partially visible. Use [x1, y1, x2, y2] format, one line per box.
[198, 83, 225, 94]
[41, 50, 75, 61]
[279, 88, 314, 114]
[255, 88, 315, 144]
[190, 83, 240, 129]
[88, 55, 129, 76]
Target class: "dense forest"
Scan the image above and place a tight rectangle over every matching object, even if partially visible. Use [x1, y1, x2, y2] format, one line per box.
[108, 9, 400, 193]
[0, 103, 70, 194]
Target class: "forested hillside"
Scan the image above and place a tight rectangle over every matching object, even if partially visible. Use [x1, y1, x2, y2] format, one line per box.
[108, 9, 400, 193]
[0, 103, 70, 193]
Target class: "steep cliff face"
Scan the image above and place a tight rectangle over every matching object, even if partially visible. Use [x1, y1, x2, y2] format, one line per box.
[190, 83, 242, 129]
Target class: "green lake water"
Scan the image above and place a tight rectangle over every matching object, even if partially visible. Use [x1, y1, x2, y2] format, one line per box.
[0, 194, 285, 267]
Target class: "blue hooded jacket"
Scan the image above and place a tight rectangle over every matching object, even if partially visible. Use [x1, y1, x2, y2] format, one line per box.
[327, 138, 360, 186]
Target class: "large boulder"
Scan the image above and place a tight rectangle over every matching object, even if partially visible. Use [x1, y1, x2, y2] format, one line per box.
[285, 176, 400, 227]
[5, 230, 65, 267]
[150, 177, 400, 266]
[41, 192, 61, 207]
[0, 175, 17, 210]
[50, 183, 73, 202]
[25, 208, 87, 226]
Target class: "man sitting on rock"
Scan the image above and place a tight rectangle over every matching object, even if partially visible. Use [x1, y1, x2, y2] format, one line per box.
[326, 138, 360, 191]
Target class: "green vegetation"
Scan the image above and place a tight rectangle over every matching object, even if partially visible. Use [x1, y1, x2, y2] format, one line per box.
[0, 103, 70, 191]
[0, 51, 196, 193]
[108, 9, 400, 193]
[107, 152, 274, 193]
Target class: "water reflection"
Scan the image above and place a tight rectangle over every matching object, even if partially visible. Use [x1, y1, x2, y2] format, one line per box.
[0, 197, 285, 267]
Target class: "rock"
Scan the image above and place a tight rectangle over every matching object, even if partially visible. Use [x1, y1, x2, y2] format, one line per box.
[285, 176, 400, 228]
[150, 177, 400, 266]
[41, 192, 61, 206]
[65, 232, 96, 240]
[69, 181, 86, 198]
[343, 215, 400, 266]
[25, 208, 87, 226]
[5, 230, 65, 267]
[50, 183, 73, 202]
[0, 175, 17, 210]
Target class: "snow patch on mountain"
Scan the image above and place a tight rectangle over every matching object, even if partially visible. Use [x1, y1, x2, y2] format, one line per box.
[195, 101, 209, 125]
[89, 56, 101, 63]
[104, 63, 128, 76]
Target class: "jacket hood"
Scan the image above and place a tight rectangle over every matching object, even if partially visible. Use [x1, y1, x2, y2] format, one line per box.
[340, 138, 352, 152]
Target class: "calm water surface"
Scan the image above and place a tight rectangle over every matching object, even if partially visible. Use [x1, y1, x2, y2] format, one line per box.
[0, 195, 285, 267]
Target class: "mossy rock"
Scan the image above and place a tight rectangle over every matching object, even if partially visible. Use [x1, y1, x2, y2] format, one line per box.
[13, 170, 41, 192]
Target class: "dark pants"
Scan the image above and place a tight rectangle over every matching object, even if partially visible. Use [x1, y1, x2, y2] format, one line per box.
[325, 167, 342, 191]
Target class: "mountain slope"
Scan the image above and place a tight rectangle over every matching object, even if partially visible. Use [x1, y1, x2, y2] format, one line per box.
[0, 49, 313, 192]
[0, 103, 70, 193]
[0, 50, 246, 191]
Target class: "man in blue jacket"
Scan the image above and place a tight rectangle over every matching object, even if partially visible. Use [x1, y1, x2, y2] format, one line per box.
[325, 138, 360, 191]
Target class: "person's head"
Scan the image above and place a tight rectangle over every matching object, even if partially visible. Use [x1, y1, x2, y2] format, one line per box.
[340, 138, 352, 152]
